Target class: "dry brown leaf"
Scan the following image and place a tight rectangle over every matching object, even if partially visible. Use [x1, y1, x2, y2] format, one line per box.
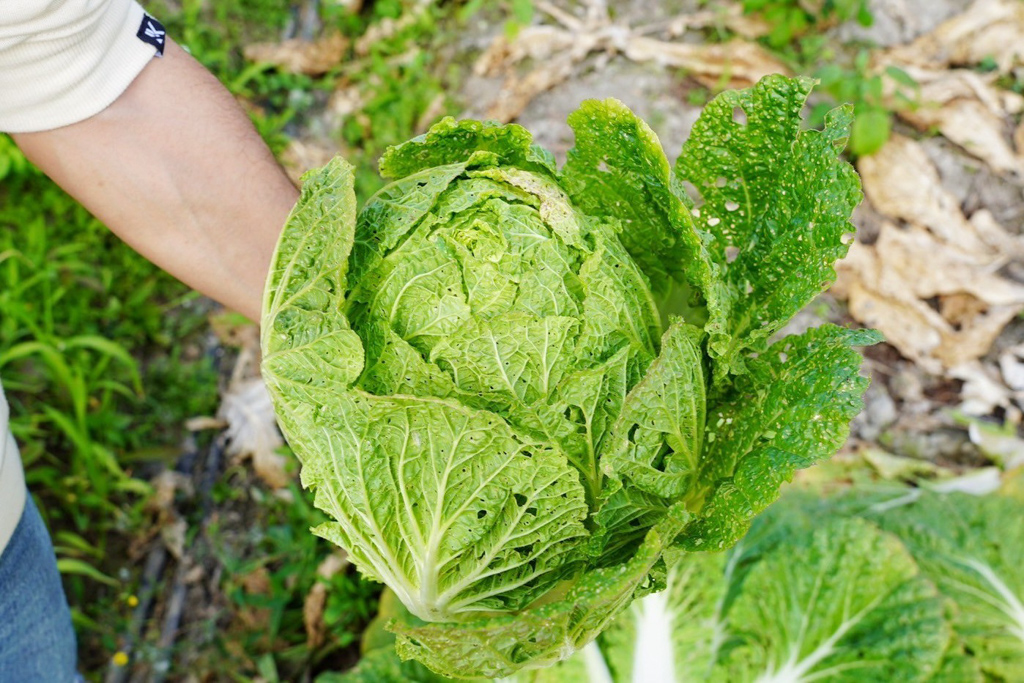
[836, 256, 940, 374]
[623, 37, 788, 89]
[940, 293, 990, 329]
[951, 362, 1019, 415]
[894, 74, 1024, 176]
[886, 0, 1024, 72]
[218, 377, 290, 489]
[235, 567, 274, 634]
[161, 518, 188, 560]
[329, 83, 364, 118]
[857, 135, 992, 255]
[146, 470, 194, 515]
[837, 222, 1024, 372]
[868, 0, 1024, 175]
[184, 564, 205, 585]
[475, 1, 786, 123]
[969, 210, 1024, 261]
[890, 67, 1019, 115]
[716, 6, 773, 40]
[536, 0, 583, 31]
[857, 135, 1024, 260]
[1000, 344, 1024, 392]
[303, 553, 350, 649]
[474, 27, 579, 77]
[209, 310, 261, 349]
[485, 52, 578, 123]
[905, 99, 1019, 175]
[184, 416, 226, 431]
[416, 92, 449, 133]
[323, 82, 367, 137]
[240, 567, 272, 595]
[629, 5, 771, 41]
[243, 32, 348, 76]
[837, 134, 1024, 372]
[866, 224, 1022, 305]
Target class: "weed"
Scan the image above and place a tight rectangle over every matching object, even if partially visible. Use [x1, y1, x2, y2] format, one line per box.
[743, 0, 873, 52]
[0, 162, 218, 663]
[204, 475, 379, 679]
[1, 1, 476, 677]
[0, 134, 33, 182]
[334, 3, 464, 197]
[813, 53, 919, 156]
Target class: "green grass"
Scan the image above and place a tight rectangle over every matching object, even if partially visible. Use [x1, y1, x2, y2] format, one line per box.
[204, 476, 380, 679]
[0, 142, 220, 657]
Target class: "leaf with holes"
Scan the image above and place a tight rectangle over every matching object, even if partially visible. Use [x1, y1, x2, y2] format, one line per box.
[676, 75, 861, 381]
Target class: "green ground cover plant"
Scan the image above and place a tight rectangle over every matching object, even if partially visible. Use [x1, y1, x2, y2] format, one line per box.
[741, 0, 873, 50]
[0, 140, 219, 656]
[261, 73, 878, 678]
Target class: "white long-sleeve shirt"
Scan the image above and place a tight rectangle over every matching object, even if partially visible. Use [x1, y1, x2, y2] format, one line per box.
[0, 0, 159, 555]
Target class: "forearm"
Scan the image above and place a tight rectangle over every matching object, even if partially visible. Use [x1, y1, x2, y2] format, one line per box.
[12, 39, 298, 322]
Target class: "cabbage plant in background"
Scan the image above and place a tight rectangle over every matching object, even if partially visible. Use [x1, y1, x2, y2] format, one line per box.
[260, 74, 880, 678]
[335, 488, 1024, 682]
[508, 487, 1024, 683]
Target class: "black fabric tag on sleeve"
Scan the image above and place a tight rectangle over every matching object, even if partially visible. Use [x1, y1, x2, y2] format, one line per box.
[136, 15, 166, 56]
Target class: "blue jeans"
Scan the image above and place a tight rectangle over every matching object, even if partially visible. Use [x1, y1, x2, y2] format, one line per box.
[0, 493, 78, 682]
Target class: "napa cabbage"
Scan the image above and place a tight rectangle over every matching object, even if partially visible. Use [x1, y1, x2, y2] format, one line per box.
[260, 74, 879, 678]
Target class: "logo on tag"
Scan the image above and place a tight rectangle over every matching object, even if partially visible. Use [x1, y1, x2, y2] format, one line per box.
[137, 15, 166, 56]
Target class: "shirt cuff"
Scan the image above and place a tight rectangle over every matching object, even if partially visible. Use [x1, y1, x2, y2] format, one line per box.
[0, 0, 159, 133]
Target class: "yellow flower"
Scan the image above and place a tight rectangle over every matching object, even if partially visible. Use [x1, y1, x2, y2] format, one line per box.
[127, 595, 139, 608]
[112, 651, 129, 667]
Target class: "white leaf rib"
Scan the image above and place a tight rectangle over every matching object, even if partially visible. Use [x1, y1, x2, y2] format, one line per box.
[755, 586, 894, 683]
[433, 431, 514, 539]
[583, 641, 615, 683]
[942, 572, 1019, 614]
[388, 262, 450, 325]
[419, 421, 468, 611]
[632, 590, 676, 683]
[446, 566, 561, 612]
[395, 422, 426, 551]
[322, 438, 412, 603]
[435, 479, 563, 604]
[440, 509, 583, 602]
[963, 558, 1024, 643]
[800, 657, 885, 681]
